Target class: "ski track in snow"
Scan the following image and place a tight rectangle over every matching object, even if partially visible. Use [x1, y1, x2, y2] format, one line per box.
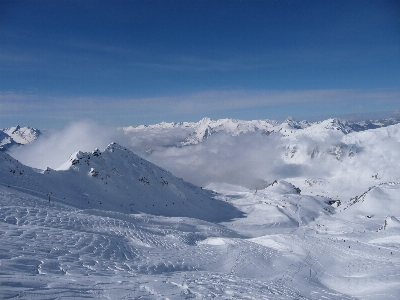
[1, 184, 399, 299]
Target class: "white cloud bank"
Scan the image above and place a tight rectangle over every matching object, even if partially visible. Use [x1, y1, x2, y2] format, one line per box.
[141, 132, 333, 189]
[167, 133, 283, 188]
[131, 124, 400, 194]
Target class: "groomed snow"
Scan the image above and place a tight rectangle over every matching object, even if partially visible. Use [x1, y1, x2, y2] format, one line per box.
[1, 180, 399, 299]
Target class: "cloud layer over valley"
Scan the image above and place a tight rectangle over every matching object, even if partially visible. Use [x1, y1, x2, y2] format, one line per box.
[8, 118, 400, 201]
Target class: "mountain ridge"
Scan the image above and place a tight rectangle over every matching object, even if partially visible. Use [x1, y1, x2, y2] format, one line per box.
[0, 142, 242, 222]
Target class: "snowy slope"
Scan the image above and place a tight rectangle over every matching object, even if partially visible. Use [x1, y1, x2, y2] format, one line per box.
[207, 181, 335, 237]
[0, 143, 242, 222]
[208, 181, 400, 299]
[1, 185, 366, 300]
[337, 182, 400, 232]
[2, 176, 399, 299]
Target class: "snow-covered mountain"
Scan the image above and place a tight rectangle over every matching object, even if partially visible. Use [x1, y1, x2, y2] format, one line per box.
[0, 142, 241, 222]
[0, 125, 41, 151]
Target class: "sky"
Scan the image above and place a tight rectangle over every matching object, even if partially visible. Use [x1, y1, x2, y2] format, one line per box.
[1, 0, 399, 128]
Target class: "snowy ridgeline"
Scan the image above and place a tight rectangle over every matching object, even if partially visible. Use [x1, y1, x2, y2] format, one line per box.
[1, 118, 400, 298]
[0, 143, 241, 222]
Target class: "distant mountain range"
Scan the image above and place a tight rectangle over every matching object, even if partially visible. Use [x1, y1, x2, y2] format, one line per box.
[2, 117, 398, 152]
[121, 117, 400, 147]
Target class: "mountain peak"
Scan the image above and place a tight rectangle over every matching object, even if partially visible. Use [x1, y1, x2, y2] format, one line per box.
[1, 125, 41, 147]
[92, 148, 101, 156]
[198, 117, 212, 125]
[312, 118, 352, 134]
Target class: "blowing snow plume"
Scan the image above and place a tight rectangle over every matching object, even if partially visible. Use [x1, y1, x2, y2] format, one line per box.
[9, 121, 124, 170]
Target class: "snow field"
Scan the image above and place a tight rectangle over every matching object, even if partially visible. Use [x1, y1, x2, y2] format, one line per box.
[3, 179, 399, 299]
[1, 185, 367, 299]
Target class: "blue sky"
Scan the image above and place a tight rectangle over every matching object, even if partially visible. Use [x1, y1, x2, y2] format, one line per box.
[0, 0, 399, 128]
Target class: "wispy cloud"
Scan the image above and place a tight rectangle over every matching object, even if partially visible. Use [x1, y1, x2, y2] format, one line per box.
[119, 88, 400, 115]
[134, 54, 265, 72]
[1, 88, 399, 127]
[0, 92, 45, 113]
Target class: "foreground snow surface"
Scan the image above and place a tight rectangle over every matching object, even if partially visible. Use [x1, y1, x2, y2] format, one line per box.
[1, 183, 400, 299]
